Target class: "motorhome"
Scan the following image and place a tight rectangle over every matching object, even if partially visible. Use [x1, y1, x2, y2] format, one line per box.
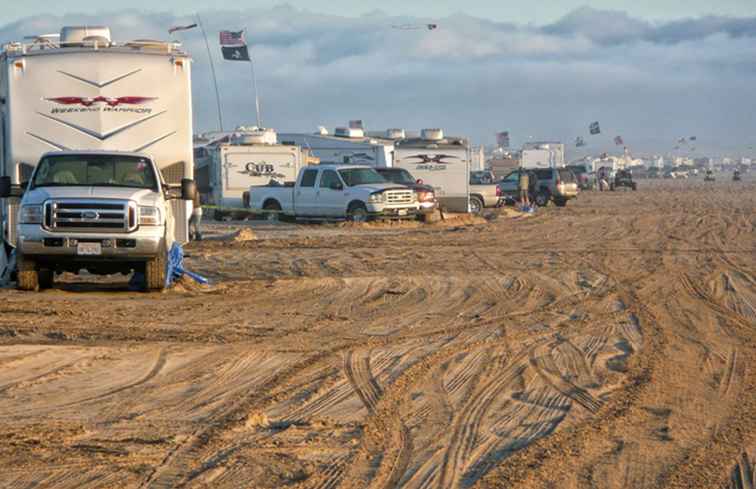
[195, 128, 313, 208]
[393, 129, 471, 213]
[278, 127, 394, 167]
[0, 26, 196, 290]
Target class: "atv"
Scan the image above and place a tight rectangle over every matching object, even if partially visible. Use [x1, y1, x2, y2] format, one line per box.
[704, 170, 715, 182]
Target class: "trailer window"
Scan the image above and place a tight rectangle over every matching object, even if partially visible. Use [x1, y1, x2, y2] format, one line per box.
[31, 155, 158, 190]
[300, 169, 318, 187]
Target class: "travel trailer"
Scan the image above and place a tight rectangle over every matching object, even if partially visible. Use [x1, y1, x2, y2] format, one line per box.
[195, 128, 313, 208]
[278, 128, 394, 167]
[393, 129, 471, 213]
[0, 26, 196, 290]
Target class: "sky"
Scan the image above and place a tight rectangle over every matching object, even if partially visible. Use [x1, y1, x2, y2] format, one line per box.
[2, 3, 756, 157]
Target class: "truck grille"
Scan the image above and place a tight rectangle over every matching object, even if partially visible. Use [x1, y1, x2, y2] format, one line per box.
[45, 200, 136, 233]
[385, 189, 414, 205]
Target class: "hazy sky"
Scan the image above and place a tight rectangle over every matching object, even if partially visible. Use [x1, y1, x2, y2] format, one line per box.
[3, 4, 756, 157]
[6, 0, 756, 25]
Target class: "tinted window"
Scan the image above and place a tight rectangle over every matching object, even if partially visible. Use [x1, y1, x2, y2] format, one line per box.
[338, 168, 386, 186]
[300, 169, 318, 187]
[320, 170, 342, 189]
[559, 169, 576, 182]
[534, 169, 553, 180]
[377, 169, 414, 185]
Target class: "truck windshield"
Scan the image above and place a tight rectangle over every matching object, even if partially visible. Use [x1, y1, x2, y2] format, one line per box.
[338, 168, 387, 186]
[32, 155, 159, 191]
[377, 169, 415, 185]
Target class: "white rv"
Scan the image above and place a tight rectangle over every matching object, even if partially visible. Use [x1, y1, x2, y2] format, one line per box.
[393, 129, 471, 213]
[195, 128, 312, 208]
[521, 142, 565, 169]
[0, 26, 196, 290]
[278, 128, 394, 167]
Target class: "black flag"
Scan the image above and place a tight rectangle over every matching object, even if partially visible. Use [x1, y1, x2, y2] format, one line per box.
[222, 45, 250, 61]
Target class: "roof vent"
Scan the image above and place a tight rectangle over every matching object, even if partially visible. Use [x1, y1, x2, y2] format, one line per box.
[421, 128, 444, 141]
[60, 26, 111, 45]
[385, 128, 406, 140]
[334, 127, 365, 138]
[232, 128, 277, 145]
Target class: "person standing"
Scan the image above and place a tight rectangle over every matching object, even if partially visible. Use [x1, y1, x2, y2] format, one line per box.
[189, 192, 203, 241]
[518, 169, 531, 207]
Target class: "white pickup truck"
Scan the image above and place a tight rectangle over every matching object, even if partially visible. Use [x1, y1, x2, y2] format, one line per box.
[247, 165, 421, 221]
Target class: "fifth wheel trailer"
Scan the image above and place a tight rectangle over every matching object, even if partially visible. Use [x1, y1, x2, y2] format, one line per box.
[0, 26, 196, 290]
[393, 129, 471, 213]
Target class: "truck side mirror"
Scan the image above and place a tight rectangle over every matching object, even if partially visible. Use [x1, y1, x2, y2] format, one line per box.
[0, 177, 10, 198]
[181, 178, 197, 201]
[329, 181, 343, 191]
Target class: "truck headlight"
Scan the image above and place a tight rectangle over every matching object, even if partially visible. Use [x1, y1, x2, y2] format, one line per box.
[368, 192, 385, 204]
[20, 205, 43, 224]
[139, 206, 162, 226]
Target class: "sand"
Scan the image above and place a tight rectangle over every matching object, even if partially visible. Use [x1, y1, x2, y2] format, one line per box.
[0, 178, 753, 488]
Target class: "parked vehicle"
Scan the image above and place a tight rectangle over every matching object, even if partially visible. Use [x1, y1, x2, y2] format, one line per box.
[278, 128, 393, 167]
[567, 164, 597, 190]
[704, 169, 716, 182]
[497, 168, 538, 204]
[374, 167, 437, 215]
[195, 128, 312, 209]
[733, 170, 742, 182]
[394, 129, 471, 213]
[469, 171, 502, 214]
[0, 26, 196, 291]
[247, 165, 420, 221]
[530, 168, 579, 207]
[611, 170, 637, 191]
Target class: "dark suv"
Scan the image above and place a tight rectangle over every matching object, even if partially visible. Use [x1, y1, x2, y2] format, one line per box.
[611, 169, 637, 191]
[531, 168, 579, 207]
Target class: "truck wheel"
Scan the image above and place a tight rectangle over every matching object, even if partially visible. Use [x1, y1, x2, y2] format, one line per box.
[144, 245, 167, 291]
[469, 196, 483, 215]
[16, 254, 39, 292]
[535, 192, 550, 207]
[554, 198, 568, 207]
[242, 191, 251, 208]
[347, 202, 369, 222]
[632, 183, 638, 191]
[38, 269, 54, 290]
[263, 200, 281, 222]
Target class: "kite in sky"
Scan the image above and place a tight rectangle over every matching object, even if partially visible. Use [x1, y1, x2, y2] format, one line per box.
[614, 136, 624, 146]
[392, 24, 439, 30]
[575, 136, 586, 147]
[589, 121, 601, 135]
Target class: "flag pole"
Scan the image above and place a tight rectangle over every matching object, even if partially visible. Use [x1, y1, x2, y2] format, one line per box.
[245, 30, 262, 128]
[196, 13, 224, 132]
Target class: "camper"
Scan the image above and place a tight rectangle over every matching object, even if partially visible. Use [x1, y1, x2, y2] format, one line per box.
[278, 127, 394, 167]
[0, 26, 196, 290]
[394, 129, 471, 213]
[520, 142, 565, 169]
[195, 128, 312, 208]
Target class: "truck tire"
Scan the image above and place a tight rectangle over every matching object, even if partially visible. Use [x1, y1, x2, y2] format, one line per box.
[347, 202, 369, 222]
[38, 269, 54, 290]
[554, 197, 568, 207]
[263, 200, 281, 222]
[16, 254, 39, 292]
[535, 191, 550, 207]
[242, 191, 251, 208]
[469, 196, 483, 215]
[144, 244, 167, 291]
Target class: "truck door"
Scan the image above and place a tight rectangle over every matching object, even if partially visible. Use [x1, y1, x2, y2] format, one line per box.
[317, 169, 347, 217]
[295, 168, 319, 216]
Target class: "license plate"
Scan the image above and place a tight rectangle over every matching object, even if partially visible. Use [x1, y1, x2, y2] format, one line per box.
[398, 209, 408, 216]
[77, 242, 102, 256]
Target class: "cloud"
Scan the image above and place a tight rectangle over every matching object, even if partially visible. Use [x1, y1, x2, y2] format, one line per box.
[2, 6, 756, 155]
